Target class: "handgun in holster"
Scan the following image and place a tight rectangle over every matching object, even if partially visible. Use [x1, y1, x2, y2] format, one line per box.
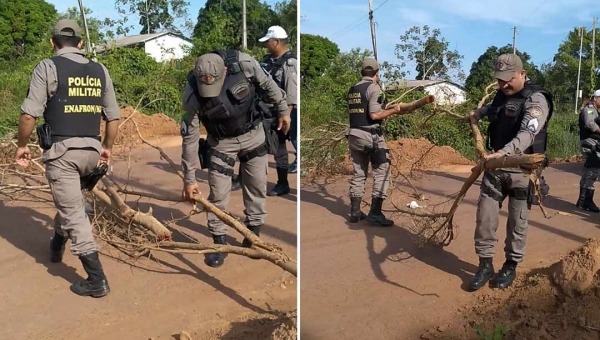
[80, 163, 108, 192]
[198, 138, 210, 169]
[36, 123, 53, 150]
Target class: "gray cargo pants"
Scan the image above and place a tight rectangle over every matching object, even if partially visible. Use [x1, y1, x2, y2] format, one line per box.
[474, 170, 531, 263]
[45, 148, 99, 256]
[348, 131, 390, 199]
[207, 123, 268, 235]
[580, 148, 600, 190]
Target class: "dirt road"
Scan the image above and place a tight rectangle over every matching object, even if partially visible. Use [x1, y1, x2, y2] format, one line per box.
[0, 137, 297, 339]
[300, 162, 600, 339]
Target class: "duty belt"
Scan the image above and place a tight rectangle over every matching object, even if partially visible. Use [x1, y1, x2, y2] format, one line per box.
[51, 135, 101, 143]
[353, 126, 383, 136]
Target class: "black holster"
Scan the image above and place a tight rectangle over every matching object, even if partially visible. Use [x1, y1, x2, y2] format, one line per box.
[585, 150, 600, 168]
[36, 123, 53, 150]
[198, 138, 210, 169]
[367, 145, 389, 168]
[80, 163, 108, 192]
[263, 118, 279, 155]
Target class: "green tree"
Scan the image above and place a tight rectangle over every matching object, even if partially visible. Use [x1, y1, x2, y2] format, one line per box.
[193, 0, 277, 51]
[115, 0, 192, 35]
[190, 6, 239, 55]
[394, 25, 465, 82]
[0, 0, 58, 59]
[299, 33, 339, 81]
[542, 27, 600, 111]
[273, 0, 297, 47]
[464, 45, 542, 103]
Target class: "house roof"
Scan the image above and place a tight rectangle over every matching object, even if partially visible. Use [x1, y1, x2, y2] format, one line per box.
[385, 79, 467, 92]
[92, 32, 192, 53]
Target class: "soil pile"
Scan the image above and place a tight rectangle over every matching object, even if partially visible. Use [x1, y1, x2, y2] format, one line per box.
[421, 238, 600, 340]
[204, 310, 297, 340]
[102, 107, 180, 147]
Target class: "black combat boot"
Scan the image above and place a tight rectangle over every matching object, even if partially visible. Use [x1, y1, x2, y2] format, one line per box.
[205, 234, 228, 268]
[584, 189, 600, 213]
[493, 260, 517, 289]
[349, 196, 367, 223]
[469, 257, 494, 291]
[241, 225, 261, 248]
[241, 225, 261, 259]
[49, 231, 68, 263]
[70, 251, 110, 298]
[268, 168, 290, 196]
[366, 197, 394, 226]
[576, 187, 587, 209]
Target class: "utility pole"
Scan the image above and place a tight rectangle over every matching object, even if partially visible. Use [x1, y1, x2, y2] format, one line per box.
[77, 0, 92, 54]
[512, 26, 517, 54]
[592, 17, 597, 91]
[368, 0, 378, 60]
[576, 26, 585, 113]
[146, 0, 150, 34]
[242, 0, 247, 50]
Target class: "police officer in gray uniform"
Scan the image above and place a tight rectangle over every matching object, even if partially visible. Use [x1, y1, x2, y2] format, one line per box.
[15, 19, 120, 298]
[180, 50, 290, 268]
[259, 25, 298, 196]
[467, 54, 553, 291]
[576, 90, 600, 213]
[346, 58, 403, 226]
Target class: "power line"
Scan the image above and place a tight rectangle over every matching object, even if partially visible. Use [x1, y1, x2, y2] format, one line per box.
[329, 0, 390, 41]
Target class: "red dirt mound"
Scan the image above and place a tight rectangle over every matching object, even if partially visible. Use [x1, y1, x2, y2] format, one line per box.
[388, 138, 474, 171]
[100, 107, 180, 147]
[421, 238, 600, 340]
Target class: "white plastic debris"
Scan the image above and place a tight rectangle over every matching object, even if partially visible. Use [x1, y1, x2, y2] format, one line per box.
[407, 200, 421, 209]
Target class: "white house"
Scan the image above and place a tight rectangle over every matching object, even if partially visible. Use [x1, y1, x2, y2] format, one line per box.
[92, 32, 193, 62]
[385, 79, 467, 106]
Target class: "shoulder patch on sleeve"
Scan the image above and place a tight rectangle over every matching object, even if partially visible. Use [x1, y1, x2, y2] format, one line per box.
[527, 118, 539, 132]
[588, 109, 595, 115]
[530, 106, 542, 118]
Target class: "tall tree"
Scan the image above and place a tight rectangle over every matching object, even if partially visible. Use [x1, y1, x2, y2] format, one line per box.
[0, 0, 58, 59]
[115, 0, 192, 35]
[273, 0, 297, 47]
[542, 27, 600, 110]
[394, 25, 465, 83]
[465, 45, 542, 103]
[299, 33, 339, 81]
[193, 0, 277, 51]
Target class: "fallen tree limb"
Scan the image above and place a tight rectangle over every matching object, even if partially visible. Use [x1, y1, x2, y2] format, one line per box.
[395, 95, 436, 114]
[127, 119, 297, 276]
[98, 178, 173, 240]
[103, 238, 297, 276]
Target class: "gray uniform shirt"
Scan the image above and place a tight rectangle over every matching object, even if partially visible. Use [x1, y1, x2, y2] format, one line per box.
[266, 50, 297, 106]
[478, 92, 550, 156]
[21, 47, 121, 162]
[580, 103, 600, 146]
[180, 50, 288, 185]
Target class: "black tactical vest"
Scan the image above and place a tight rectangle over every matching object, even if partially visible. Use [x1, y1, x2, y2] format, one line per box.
[44, 56, 105, 138]
[348, 80, 379, 128]
[260, 50, 295, 89]
[579, 104, 600, 140]
[187, 50, 259, 140]
[486, 82, 554, 154]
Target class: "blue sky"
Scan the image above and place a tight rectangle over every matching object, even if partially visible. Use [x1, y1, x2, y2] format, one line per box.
[47, 0, 279, 38]
[300, 0, 598, 83]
